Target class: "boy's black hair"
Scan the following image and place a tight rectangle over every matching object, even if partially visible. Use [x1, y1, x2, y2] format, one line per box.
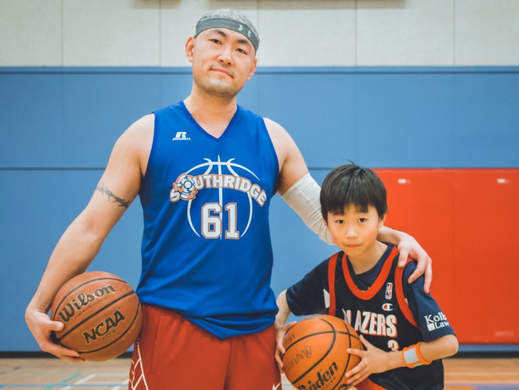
[320, 164, 387, 221]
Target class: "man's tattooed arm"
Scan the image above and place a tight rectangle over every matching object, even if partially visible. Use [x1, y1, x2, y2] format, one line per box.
[96, 182, 131, 208]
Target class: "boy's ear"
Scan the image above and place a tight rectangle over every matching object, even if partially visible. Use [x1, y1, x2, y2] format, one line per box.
[378, 213, 387, 228]
[322, 215, 329, 228]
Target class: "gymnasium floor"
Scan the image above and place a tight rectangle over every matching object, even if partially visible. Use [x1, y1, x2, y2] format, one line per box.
[0, 357, 518, 389]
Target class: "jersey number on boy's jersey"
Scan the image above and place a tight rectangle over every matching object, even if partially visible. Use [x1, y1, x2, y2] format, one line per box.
[202, 202, 240, 239]
[388, 339, 400, 351]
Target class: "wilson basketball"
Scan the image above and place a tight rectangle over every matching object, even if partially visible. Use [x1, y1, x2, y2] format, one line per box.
[282, 315, 361, 390]
[51, 271, 142, 361]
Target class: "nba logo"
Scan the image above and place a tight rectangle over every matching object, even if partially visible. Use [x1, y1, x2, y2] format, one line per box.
[385, 282, 393, 300]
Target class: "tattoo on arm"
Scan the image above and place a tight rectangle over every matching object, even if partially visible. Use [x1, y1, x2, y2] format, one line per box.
[96, 183, 130, 208]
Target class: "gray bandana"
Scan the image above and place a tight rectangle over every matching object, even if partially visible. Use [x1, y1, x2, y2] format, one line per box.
[195, 9, 260, 52]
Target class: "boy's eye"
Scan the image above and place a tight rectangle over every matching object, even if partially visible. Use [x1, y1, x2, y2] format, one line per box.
[335, 220, 345, 224]
[358, 218, 368, 223]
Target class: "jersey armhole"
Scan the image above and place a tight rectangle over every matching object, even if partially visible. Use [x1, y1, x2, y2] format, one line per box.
[395, 258, 419, 328]
[327, 253, 339, 316]
[141, 113, 157, 181]
[261, 117, 281, 194]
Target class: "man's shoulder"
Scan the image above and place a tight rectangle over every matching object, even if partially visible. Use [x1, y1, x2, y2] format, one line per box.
[114, 114, 154, 163]
[262, 117, 286, 136]
[124, 114, 154, 140]
[154, 101, 184, 115]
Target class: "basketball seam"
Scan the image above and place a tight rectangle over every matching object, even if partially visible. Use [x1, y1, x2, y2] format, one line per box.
[284, 330, 358, 353]
[79, 302, 142, 355]
[284, 317, 361, 389]
[330, 322, 355, 390]
[56, 290, 136, 343]
[51, 277, 128, 321]
[290, 317, 337, 385]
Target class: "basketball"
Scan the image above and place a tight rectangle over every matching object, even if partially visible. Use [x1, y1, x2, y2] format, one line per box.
[282, 315, 362, 390]
[50, 271, 142, 361]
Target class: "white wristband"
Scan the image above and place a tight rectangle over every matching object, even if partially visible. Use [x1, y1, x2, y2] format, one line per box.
[403, 347, 421, 367]
[402, 342, 431, 369]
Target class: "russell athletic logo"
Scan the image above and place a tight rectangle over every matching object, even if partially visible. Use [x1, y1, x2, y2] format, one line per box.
[172, 131, 191, 141]
[169, 156, 268, 240]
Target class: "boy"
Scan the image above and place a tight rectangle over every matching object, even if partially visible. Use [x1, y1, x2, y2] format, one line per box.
[275, 164, 458, 390]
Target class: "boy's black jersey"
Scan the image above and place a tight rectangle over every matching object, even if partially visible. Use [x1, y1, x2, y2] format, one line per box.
[287, 245, 455, 390]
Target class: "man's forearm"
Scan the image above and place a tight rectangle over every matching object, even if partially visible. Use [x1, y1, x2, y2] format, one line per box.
[377, 226, 407, 246]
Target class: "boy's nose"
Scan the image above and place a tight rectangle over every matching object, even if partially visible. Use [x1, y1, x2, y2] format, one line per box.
[345, 226, 358, 238]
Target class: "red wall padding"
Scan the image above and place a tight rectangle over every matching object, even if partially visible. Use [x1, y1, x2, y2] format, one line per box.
[375, 169, 519, 344]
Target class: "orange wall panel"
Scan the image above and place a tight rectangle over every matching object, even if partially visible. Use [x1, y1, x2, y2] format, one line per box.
[375, 170, 456, 327]
[452, 170, 519, 343]
[374, 169, 519, 344]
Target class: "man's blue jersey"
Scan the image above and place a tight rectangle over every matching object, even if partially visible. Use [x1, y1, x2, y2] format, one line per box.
[137, 101, 280, 339]
[287, 244, 456, 390]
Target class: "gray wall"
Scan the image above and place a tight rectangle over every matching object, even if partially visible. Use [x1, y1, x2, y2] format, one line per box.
[1, 0, 519, 67]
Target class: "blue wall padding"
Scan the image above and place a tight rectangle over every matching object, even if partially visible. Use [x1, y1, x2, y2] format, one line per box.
[0, 67, 517, 351]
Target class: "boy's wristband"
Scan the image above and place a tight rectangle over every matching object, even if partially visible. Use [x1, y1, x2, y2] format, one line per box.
[402, 342, 431, 369]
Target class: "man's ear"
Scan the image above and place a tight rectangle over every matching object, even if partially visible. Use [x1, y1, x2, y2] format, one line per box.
[185, 37, 195, 62]
[246, 57, 258, 81]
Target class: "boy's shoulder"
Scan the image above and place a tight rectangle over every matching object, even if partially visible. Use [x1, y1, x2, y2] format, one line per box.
[297, 252, 342, 284]
[401, 257, 418, 281]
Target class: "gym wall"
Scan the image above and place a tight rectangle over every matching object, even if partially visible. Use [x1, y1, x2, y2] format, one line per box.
[1, 0, 518, 353]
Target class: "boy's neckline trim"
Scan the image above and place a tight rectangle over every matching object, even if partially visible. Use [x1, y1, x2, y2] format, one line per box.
[342, 246, 399, 301]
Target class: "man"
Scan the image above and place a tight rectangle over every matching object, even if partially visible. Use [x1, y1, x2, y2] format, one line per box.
[26, 9, 431, 389]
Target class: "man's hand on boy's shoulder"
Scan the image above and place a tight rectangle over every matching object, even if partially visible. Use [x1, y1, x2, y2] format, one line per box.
[396, 234, 432, 294]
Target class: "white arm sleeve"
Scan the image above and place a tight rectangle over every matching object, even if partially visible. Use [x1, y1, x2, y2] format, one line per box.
[281, 173, 334, 245]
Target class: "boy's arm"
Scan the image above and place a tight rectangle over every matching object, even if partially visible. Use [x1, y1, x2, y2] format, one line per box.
[275, 290, 292, 328]
[416, 334, 459, 363]
[274, 290, 297, 371]
[345, 334, 459, 387]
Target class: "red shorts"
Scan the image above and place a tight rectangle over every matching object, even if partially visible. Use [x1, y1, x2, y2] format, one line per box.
[129, 304, 281, 390]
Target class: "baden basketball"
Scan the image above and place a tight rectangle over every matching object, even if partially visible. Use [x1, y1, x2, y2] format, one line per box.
[282, 315, 362, 390]
[51, 271, 142, 361]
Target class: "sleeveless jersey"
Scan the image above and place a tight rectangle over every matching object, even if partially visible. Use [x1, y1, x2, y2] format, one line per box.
[326, 249, 445, 390]
[137, 101, 280, 339]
